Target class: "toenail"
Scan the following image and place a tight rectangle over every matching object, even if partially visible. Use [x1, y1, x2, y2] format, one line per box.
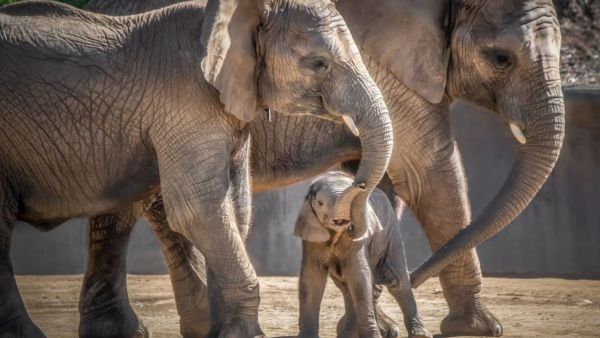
[494, 323, 503, 336]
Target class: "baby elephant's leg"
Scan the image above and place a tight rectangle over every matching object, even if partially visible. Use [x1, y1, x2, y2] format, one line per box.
[373, 284, 400, 338]
[383, 242, 432, 338]
[333, 279, 359, 338]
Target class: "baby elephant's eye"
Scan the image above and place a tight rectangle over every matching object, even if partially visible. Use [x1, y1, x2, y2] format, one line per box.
[317, 200, 324, 207]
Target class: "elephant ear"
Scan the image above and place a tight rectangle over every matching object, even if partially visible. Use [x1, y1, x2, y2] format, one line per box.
[200, 0, 261, 122]
[336, 0, 451, 103]
[294, 198, 331, 243]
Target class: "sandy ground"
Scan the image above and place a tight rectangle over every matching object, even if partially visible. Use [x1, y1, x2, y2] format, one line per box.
[17, 275, 600, 338]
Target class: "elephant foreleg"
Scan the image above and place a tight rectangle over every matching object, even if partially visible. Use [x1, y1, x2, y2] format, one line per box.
[334, 280, 358, 338]
[205, 133, 252, 337]
[79, 208, 146, 338]
[344, 248, 381, 338]
[422, 149, 500, 337]
[297, 244, 328, 338]
[143, 197, 211, 338]
[391, 140, 502, 337]
[157, 135, 263, 338]
[113, 139, 251, 338]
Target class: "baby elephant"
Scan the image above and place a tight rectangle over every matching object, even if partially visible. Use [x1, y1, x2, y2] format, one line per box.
[294, 172, 431, 338]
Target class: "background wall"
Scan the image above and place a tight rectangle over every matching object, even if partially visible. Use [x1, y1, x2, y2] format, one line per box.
[10, 87, 600, 277]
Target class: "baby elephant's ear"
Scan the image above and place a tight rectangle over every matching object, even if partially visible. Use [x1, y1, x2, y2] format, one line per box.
[294, 199, 330, 243]
[352, 203, 383, 242]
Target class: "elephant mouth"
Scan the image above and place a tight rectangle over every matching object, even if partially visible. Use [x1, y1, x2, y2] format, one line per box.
[326, 218, 351, 232]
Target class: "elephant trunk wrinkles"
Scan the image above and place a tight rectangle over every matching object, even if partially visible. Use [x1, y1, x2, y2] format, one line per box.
[335, 93, 394, 239]
[411, 81, 565, 288]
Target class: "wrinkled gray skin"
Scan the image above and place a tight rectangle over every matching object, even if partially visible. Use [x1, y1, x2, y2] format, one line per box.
[294, 172, 431, 338]
[83, 0, 565, 337]
[0, 0, 394, 337]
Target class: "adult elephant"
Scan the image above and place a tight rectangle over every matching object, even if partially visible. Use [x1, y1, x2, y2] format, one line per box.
[0, 0, 395, 337]
[82, 0, 566, 337]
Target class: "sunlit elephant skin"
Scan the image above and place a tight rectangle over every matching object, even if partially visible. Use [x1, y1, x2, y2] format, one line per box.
[294, 172, 431, 338]
[83, 0, 566, 337]
[0, 1, 394, 337]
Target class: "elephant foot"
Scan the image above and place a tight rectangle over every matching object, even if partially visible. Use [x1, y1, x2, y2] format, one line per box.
[375, 306, 400, 338]
[336, 313, 359, 338]
[0, 315, 45, 338]
[440, 303, 502, 337]
[406, 315, 431, 338]
[218, 319, 265, 338]
[408, 325, 432, 338]
[79, 304, 144, 338]
[181, 322, 211, 338]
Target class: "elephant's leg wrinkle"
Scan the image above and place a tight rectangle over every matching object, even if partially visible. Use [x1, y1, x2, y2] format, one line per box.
[207, 268, 226, 337]
[0, 211, 45, 337]
[144, 199, 211, 338]
[230, 140, 252, 240]
[206, 147, 252, 337]
[80, 210, 146, 338]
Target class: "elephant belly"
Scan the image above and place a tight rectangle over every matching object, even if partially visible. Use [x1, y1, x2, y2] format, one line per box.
[13, 151, 160, 223]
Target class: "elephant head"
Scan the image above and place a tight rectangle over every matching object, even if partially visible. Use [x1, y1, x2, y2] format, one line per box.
[201, 0, 393, 238]
[336, 0, 565, 285]
[293, 172, 382, 242]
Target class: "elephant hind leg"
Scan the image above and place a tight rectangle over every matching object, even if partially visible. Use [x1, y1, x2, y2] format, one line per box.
[0, 198, 44, 337]
[385, 278, 431, 338]
[373, 284, 400, 338]
[381, 239, 431, 338]
[79, 208, 147, 338]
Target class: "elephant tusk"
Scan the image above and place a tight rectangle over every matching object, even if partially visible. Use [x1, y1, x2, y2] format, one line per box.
[343, 115, 360, 137]
[509, 123, 526, 144]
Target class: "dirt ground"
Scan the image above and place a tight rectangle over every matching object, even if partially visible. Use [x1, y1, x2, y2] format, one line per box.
[18, 275, 600, 338]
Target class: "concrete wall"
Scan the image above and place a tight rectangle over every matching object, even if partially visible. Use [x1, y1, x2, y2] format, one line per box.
[10, 87, 600, 277]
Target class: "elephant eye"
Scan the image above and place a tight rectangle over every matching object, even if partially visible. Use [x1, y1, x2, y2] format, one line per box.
[317, 200, 324, 207]
[484, 49, 514, 71]
[303, 56, 330, 75]
[495, 54, 512, 69]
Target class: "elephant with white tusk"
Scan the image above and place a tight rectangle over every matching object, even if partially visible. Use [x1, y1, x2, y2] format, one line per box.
[80, 0, 566, 337]
[0, 0, 394, 336]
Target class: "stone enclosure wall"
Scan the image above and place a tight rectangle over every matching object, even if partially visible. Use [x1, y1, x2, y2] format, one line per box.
[10, 87, 600, 278]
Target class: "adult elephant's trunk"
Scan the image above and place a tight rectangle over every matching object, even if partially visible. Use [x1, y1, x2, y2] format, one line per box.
[411, 80, 566, 287]
[329, 79, 394, 240]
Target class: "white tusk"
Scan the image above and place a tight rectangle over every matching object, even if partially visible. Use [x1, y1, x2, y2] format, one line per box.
[342, 116, 360, 137]
[509, 123, 526, 144]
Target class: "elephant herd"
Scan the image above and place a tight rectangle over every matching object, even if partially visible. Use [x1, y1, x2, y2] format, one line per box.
[0, 0, 565, 337]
